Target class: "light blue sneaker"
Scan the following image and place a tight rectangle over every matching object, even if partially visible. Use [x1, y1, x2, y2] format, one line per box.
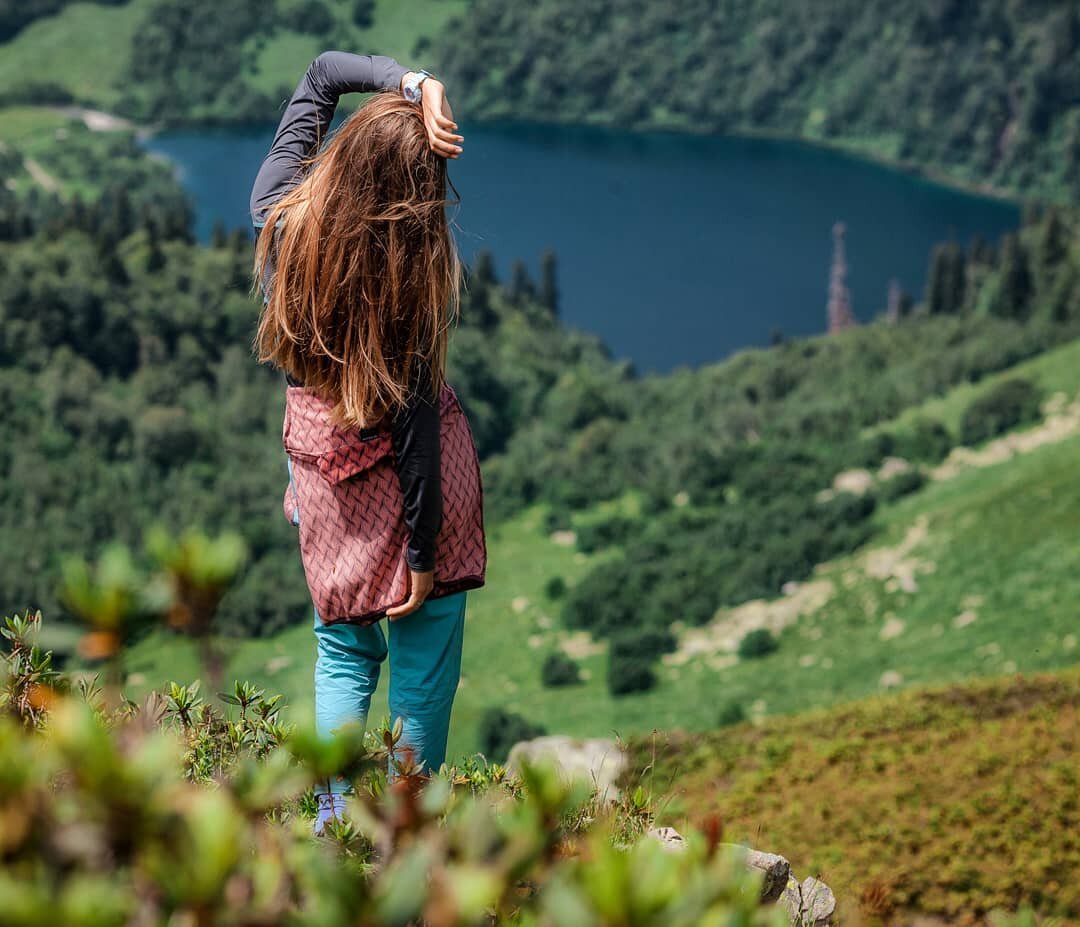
[314, 792, 347, 835]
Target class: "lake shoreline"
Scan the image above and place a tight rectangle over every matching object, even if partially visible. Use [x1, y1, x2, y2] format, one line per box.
[34, 100, 1027, 210]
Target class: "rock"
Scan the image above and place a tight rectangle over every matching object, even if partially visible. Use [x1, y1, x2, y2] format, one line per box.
[642, 831, 793, 906]
[879, 669, 904, 689]
[780, 875, 837, 926]
[506, 736, 627, 801]
[647, 826, 687, 853]
[738, 847, 791, 903]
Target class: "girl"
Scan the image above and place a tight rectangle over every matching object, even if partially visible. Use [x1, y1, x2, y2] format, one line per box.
[249, 52, 485, 834]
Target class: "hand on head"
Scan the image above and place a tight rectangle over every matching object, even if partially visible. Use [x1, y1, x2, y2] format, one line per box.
[418, 78, 463, 159]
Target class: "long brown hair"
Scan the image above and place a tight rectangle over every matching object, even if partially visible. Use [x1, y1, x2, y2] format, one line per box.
[253, 93, 460, 429]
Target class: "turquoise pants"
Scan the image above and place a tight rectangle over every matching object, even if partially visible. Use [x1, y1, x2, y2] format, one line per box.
[312, 591, 467, 794]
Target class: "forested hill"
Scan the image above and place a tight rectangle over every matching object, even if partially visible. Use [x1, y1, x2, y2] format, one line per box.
[434, 0, 1080, 202]
[3, 1, 1078, 202]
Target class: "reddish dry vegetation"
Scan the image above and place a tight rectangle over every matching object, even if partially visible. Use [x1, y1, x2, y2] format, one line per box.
[631, 669, 1080, 925]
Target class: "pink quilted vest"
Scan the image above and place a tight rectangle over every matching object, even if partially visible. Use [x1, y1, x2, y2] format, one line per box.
[282, 383, 486, 625]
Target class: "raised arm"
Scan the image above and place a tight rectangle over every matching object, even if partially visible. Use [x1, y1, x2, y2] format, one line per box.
[249, 51, 409, 227]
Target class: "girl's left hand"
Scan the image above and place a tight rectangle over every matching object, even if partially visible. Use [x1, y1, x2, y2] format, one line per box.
[386, 569, 435, 620]
[420, 79, 463, 159]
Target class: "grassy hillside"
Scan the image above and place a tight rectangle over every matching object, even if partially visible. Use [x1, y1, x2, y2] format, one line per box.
[627, 667, 1080, 924]
[0, 0, 465, 122]
[0, 0, 153, 109]
[116, 336, 1080, 760]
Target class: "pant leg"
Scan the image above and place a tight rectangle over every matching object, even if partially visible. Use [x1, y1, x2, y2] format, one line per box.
[387, 591, 467, 775]
[313, 607, 388, 794]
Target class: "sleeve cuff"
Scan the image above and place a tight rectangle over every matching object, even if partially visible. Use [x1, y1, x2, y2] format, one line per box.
[406, 544, 436, 573]
[376, 57, 411, 94]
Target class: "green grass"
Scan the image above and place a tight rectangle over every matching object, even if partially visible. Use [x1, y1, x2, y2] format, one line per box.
[0, 104, 174, 199]
[0, 0, 468, 117]
[119, 369, 1080, 761]
[628, 667, 1080, 923]
[244, 0, 470, 112]
[0, 105, 73, 145]
[0, 0, 155, 108]
[875, 335, 1080, 438]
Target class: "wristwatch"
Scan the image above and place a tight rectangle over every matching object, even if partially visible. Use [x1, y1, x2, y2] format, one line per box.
[402, 69, 434, 104]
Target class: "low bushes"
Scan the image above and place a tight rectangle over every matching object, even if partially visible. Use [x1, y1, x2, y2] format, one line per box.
[0, 534, 788, 927]
[960, 378, 1043, 446]
[478, 706, 547, 761]
[737, 629, 779, 660]
[540, 651, 581, 687]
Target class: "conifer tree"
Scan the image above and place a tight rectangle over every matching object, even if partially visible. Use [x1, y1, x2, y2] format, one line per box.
[473, 249, 497, 286]
[925, 241, 966, 314]
[509, 259, 536, 306]
[988, 233, 1033, 319]
[539, 249, 560, 317]
[885, 278, 910, 324]
[827, 222, 856, 333]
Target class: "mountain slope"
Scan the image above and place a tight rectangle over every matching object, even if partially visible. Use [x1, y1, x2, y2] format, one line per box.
[626, 666, 1080, 924]
[118, 337, 1080, 759]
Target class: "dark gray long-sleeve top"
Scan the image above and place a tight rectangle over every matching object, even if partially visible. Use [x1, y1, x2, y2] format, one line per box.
[251, 51, 443, 573]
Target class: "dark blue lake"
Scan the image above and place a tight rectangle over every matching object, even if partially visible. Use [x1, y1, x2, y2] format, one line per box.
[143, 122, 1019, 372]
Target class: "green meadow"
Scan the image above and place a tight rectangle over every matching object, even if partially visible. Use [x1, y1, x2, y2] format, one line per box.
[118, 337, 1080, 760]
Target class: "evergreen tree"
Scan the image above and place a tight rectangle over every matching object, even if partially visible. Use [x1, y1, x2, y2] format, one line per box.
[827, 222, 856, 333]
[988, 234, 1033, 319]
[508, 259, 536, 305]
[925, 241, 966, 314]
[1035, 207, 1070, 292]
[539, 249, 560, 317]
[146, 225, 166, 273]
[473, 249, 497, 286]
[885, 278, 910, 325]
[210, 219, 228, 249]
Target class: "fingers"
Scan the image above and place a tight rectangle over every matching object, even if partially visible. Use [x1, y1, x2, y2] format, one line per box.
[426, 118, 463, 158]
[420, 85, 463, 158]
[386, 591, 422, 620]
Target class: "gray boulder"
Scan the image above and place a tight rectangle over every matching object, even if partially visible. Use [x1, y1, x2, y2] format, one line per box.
[505, 735, 627, 801]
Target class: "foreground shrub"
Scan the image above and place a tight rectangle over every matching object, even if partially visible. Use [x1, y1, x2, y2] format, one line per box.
[479, 706, 547, 761]
[0, 535, 787, 927]
[608, 654, 656, 695]
[544, 575, 567, 599]
[738, 628, 779, 660]
[878, 468, 927, 502]
[959, 378, 1043, 446]
[894, 418, 954, 462]
[541, 651, 582, 687]
[718, 701, 747, 727]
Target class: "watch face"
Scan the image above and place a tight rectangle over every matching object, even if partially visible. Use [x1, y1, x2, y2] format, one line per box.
[404, 82, 421, 104]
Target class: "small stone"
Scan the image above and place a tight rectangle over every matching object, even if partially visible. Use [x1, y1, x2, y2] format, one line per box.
[647, 826, 687, 853]
[265, 656, 291, 674]
[879, 670, 904, 689]
[507, 736, 627, 802]
[880, 616, 905, 641]
[953, 610, 978, 629]
[511, 596, 530, 613]
[780, 875, 837, 926]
